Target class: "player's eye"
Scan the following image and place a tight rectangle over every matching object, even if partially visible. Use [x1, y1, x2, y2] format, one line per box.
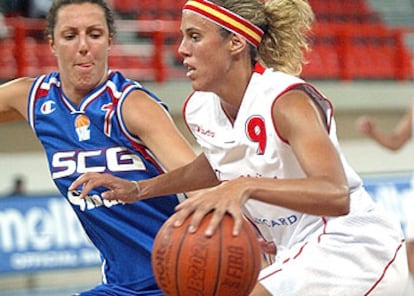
[90, 31, 102, 39]
[63, 34, 75, 40]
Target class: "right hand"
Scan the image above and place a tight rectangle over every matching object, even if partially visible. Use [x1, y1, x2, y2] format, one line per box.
[258, 238, 277, 256]
[356, 116, 376, 136]
[170, 177, 250, 237]
[69, 172, 140, 203]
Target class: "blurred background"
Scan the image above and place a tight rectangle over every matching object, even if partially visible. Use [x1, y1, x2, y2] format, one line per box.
[0, 0, 414, 295]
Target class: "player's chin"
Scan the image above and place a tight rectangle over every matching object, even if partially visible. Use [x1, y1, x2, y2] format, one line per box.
[188, 77, 209, 92]
[190, 80, 203, 92]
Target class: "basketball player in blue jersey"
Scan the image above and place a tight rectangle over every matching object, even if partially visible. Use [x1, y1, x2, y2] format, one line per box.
[0, 0, 196, 295]
[72, 0, 410, 295]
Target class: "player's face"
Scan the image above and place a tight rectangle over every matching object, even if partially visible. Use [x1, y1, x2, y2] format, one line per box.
[179, 12, 233, 92]
[49, 3, 112, 96]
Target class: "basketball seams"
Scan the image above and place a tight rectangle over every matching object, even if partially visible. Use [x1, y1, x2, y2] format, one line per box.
[241, 226, 252, 295]
[212, 219, 224, 295]
[243, 222, 261, 295]
[175, 223, 190, 296]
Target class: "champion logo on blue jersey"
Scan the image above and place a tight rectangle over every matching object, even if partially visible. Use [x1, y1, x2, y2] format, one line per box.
[40, 100, 56, 115]
[74, 114, 91, 141]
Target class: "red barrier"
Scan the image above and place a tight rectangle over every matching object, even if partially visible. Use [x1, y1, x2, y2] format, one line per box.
[301, 23, 413, 81]
[1, 18, 413, 82]
[2, 18, 182, 82]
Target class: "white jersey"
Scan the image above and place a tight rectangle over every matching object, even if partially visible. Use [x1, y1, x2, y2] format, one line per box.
[185, 67, 366, 249]
[184, 65, 408, 295]
[407, 100, 414, 241]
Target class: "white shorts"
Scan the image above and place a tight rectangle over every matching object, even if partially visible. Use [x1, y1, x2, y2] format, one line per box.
[403, 181, 414, 241]
[406, 215, 414, 242]
[258, 207, 409, 295]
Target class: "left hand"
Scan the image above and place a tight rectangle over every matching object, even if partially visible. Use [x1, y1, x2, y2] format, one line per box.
[170, 177, 250, 237]
[69, 172, 139, 203]
[258, 238, 277, 255]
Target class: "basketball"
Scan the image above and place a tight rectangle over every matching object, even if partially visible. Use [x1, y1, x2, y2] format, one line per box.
[151, 213, 262, 296]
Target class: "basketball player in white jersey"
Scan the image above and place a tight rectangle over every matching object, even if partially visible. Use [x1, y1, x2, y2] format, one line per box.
[71, 0, 409, 294]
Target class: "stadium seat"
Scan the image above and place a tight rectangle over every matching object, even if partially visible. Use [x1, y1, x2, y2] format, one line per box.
[0, 39, 17, 79]
[112, 0, 139, 17]
[302, 42, 341, 79]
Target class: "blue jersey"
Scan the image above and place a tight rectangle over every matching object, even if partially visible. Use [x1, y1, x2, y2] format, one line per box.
[27, 71, 180, 294]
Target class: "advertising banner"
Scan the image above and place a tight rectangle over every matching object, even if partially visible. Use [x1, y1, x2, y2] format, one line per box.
[0, 172, 413, 274]
[0, 195, 100, 274]
[364, 172, 414, 235]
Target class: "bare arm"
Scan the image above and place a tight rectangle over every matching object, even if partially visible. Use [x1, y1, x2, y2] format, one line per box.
[248, 90, 350, 215]
[138, 153, 220, 198]
[356, 110, 412, 151]
[0, 77, 33, 122]
[122, 89, 196, 172]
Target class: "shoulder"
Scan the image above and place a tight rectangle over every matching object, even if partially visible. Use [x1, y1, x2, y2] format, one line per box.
[258, 68, 332, 116]
[0, 77, 36, 120]
[259, 68, 304, 86]
[108, 70, 143, 93]
[2, 77, 35, 103]
[273, 85, 331, 123]
[184, 91, 217, 111]
[183, 91, 218, 127]
[109, 71, 165, 103]
[250, 69, 309, 103]
[4, 77, 35, 90]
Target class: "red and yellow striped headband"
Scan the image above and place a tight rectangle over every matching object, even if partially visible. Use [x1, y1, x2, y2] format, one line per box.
[183, 0, 264, 48]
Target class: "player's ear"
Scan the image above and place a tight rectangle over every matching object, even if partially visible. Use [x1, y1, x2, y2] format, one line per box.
[108, 34, 113, 50]
[48, 34, 56, 56]
[230, 33, 247, 55]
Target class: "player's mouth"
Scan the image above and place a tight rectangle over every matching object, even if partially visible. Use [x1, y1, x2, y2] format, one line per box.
[184, 62, 195, 78]
[76, 62, 93, 69]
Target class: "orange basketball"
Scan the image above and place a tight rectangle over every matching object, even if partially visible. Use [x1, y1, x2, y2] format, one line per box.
[152, 213, 262, 296]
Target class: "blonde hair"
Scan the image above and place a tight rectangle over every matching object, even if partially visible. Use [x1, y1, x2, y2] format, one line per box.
[209, 0, 315, 76]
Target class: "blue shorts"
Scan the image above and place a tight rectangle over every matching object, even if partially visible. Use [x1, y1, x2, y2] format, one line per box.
[73, 283, 163, 296]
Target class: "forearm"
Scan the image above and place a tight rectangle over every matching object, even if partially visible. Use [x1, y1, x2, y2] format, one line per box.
[369, 130, 405, 151]
[242, 176, 350, 216]
[367, 114, 411, 151]
[138, 153, 219, 199]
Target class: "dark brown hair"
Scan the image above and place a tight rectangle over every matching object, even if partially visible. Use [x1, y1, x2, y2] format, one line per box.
[46, 0, 116, 39]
